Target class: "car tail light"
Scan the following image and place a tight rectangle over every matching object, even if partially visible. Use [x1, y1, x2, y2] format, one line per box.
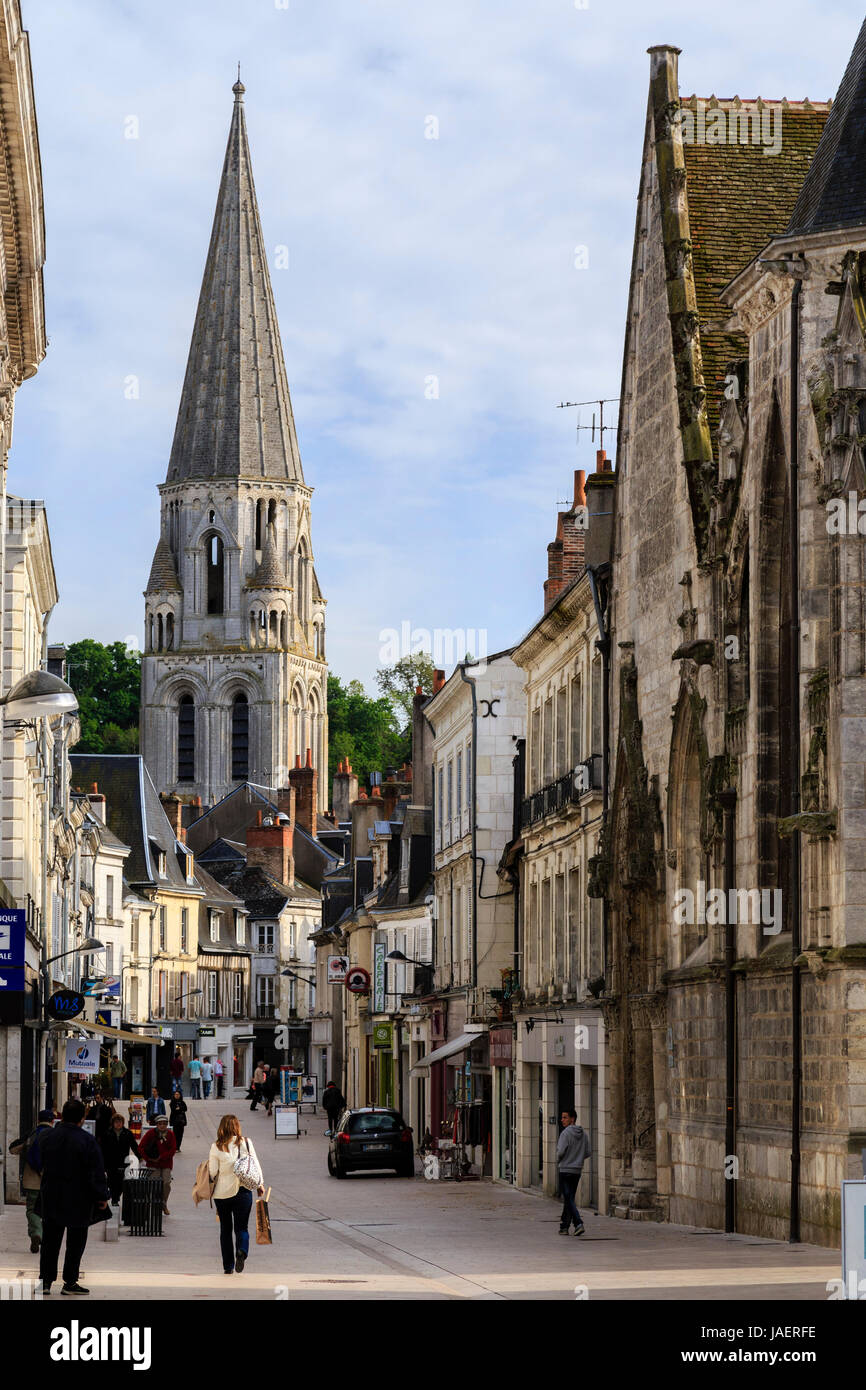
[401, 1129, 412, 1144]
[337, 1131, 351, 1143]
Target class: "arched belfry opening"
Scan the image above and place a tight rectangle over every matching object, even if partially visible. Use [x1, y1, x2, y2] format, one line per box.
[232, 692, 249, 780]
[205, 532, 225, 614]
[177, 695, 195, 783]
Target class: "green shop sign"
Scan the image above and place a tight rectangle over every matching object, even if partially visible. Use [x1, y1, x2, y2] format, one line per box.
[372, 1022, 393, 1050]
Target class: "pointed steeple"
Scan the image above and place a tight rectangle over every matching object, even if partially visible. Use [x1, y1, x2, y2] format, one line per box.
[146, 536, 182, 593]
[246, 520, 290, 589]
[166, 81, 304, 484]
[786, 17, 866, 237]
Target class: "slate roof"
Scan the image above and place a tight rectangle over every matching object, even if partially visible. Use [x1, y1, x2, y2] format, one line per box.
[197, 837, 247, 863]
[679, 98, 829, 438]
[787, 18, 866, 237]
[166, 82, 304, 485]
[145, 536, 182, 594]
[206, 861, 320, 916]
[69, 754, 200, 893]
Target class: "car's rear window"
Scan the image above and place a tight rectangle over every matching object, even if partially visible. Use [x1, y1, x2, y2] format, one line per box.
[348, 1113, 402, 1134]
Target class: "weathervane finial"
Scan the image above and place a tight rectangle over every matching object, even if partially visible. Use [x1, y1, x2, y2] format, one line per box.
[233, 63, 245, 99]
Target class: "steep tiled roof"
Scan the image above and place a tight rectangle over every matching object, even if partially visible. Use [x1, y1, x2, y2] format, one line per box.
[166, 82, 304, 484]
[69, 754, 198, 892]
[787, 18, 866, 236]
[680, 99, 829, 438]
[145, 537, 182, 594]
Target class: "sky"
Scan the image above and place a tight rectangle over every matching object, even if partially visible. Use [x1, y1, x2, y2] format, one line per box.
[11, 0, 859, 691]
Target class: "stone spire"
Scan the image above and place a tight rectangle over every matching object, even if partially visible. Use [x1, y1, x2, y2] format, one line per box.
[786, 16, 866, 237]
[246, 520, 290, 589]
[145, 536, 182, 593]
[166, 80, 304, 484]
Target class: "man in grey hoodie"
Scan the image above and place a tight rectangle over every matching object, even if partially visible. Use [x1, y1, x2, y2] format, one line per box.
[557, 1109, 590, 1236]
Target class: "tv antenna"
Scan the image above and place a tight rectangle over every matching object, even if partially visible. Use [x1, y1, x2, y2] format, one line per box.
[556, 396, 620, 451]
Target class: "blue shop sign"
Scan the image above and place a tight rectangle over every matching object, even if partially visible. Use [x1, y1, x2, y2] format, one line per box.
[0, 909, 25, 969]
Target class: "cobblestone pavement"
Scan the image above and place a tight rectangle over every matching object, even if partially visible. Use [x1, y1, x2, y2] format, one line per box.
[0, 1099, 840, 1300]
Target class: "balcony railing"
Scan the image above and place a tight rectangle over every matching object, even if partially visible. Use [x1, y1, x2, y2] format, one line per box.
[520, 757, 603, 829]
[256, 1003, 276, 1019]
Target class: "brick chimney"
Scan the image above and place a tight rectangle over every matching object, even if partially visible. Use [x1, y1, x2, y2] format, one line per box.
[544, 468, 587, 611]
[275, 785, 296, 824]
[351, 789, 384, 861]
[160, 793, 185, 842]
[246, 808, 294, 886]
[432, 668, 446, 695]
[89, 783, 106, 825]
[332, 758, 359, 823]
[289, 748, 318, 840]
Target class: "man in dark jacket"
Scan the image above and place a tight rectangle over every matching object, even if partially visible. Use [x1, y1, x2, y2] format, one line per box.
[322, 1081, 345, 1135]
[33, 1098, 109, 1296]
[100, 1112, 141, 1205]
[86, 1091, 114, 1141]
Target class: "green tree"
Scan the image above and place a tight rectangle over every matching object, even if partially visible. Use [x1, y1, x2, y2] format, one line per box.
[65, 639, 141, 754]
[374, 653, 435, 724]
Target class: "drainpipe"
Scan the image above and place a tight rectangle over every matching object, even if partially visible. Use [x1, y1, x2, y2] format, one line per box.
[719, 786, 738, 1233]
[587, 568, 611, 980]
[37, 602, 57, 1111]
[789, 275, 802, 1244]
[457, 663, 478, 988]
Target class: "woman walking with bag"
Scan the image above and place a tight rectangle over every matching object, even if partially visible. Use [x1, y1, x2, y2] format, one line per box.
[169, 1090, 188, 1152]
[207, 1115, 264, 1275]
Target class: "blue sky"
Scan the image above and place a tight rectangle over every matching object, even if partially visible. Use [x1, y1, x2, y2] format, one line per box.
[12, 0, 858, 690]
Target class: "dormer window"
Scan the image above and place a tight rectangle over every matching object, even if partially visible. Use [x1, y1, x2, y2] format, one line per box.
[237, 915, 246, 945]
[150, 839, 167, 878]
[210, 910, 222, 942]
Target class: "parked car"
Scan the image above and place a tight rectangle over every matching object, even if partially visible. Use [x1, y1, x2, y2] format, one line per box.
[327, 1107, 414, 1178]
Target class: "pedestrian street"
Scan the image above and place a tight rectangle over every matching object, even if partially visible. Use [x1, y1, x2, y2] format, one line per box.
[0, 1102, 840, 1302]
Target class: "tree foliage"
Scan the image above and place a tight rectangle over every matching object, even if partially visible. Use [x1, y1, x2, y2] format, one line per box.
[65, 639, 141, 754]
[373, 653, 435, 723]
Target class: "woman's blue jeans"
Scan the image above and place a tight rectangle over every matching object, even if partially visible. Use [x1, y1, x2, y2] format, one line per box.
[215, 1188, 253, 1272]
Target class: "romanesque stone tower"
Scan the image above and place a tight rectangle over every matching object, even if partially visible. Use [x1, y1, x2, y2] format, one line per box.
[141, 79, 327, 811]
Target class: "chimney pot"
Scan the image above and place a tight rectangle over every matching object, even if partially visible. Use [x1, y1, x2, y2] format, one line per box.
[91, 782, 98, 795]
[305, 747, 313, 769]
[574, 468, 586, 508]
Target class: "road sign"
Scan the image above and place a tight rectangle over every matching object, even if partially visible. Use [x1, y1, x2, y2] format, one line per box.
[95, 1008, 119, 1028]
[47, 989, 86, 1021]
[327, 954, 348, 984]
[345, 966, 371, 994]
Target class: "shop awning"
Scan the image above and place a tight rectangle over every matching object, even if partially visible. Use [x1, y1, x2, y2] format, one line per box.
[409, 1030, 486, 1075]
[77, 1021, 162, 1045]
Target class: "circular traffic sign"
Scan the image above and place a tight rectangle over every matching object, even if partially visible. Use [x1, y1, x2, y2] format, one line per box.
[46, 988, 86, 1020]
[345, 966, 371, 994]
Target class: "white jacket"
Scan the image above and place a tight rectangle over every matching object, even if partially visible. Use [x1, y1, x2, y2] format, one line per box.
[207, 1136, 261, 1200]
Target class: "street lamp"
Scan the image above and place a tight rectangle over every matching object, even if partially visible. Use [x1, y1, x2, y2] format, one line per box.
[45, 935, 104, 968]
[386, 949, 427, 967]
[0, 669, 78, 721]
[171, 987, 202, 1019]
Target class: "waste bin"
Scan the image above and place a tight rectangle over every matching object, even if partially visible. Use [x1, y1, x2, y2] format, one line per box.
[125, 1170, 163, 1236]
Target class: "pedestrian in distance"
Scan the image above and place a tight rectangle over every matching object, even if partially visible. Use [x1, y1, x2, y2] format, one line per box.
[170, 1089, 188, 1151]
[139, 1113, 177, 1215]
[145, 1086, 167, 1126]
[32, 1098, 110, 1296]
[200, 1056, 213, 1099]
[188, 1055, 203, 1099]
[249, 1060, 266, 1111]
[557, 1108, 590, 1237]
[100, 1112, 140, 1206]
[169, 1049, 184, 1096]
[322, 1081, 345, 1136]
[265, 1065, 281, 1117]
[86, 1091, 115, 1142]
[214, 1055, 224, 1098]
[109, 1054, 127, 1101]
[207, 1114, 265, 1275]
[9, 1109, 55, 1252]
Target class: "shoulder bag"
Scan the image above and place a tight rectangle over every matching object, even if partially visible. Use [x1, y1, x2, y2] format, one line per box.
[233, 1138, 262, 1192]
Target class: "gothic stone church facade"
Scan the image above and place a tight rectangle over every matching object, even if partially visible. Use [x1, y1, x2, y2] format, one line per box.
[593, 28, 866, 1246]
[141, 81, 327, 811]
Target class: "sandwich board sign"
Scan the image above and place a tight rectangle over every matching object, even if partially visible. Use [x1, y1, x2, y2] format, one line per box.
[274, 1105, 299, 1140]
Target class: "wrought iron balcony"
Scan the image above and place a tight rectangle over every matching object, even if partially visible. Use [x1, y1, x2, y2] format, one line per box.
[255, 1003, 276, 1019]
[520, 758, 602, 829]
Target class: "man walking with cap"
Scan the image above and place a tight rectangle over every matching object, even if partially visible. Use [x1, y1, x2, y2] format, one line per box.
[139, 1113, 177, 1215]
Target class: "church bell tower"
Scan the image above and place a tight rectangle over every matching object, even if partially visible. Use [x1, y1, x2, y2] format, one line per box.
[140, 80, 327, 811]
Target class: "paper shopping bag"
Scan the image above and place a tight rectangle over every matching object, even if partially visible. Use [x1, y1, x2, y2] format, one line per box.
[255, 1188, 272, 1245]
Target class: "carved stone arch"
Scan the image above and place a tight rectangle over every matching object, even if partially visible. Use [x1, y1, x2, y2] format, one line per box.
[187, 500, 240, 552]
[155, 669, 209, 706]
[209, 669, 266, 706]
